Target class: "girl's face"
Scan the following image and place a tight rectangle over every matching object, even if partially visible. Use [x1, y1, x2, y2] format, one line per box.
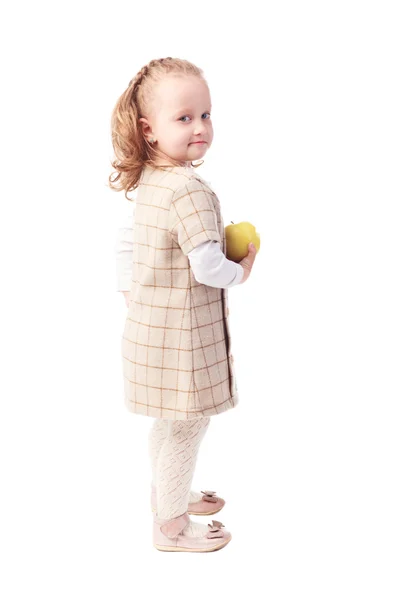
[140, 75, 213, 167]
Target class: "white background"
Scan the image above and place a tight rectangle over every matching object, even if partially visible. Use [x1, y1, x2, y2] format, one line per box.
[1, 1, 399, 598]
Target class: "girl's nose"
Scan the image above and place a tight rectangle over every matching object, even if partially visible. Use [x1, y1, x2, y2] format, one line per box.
[193, 121, 207, 135]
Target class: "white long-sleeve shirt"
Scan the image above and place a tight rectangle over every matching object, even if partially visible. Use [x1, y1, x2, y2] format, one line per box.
[115, 212, 244, 291]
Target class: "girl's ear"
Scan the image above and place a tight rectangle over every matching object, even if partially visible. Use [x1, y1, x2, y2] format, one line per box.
[139, 117, 152, 140]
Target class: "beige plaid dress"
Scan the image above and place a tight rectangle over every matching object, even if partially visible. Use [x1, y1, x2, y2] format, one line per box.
[121, 164, 239, 420]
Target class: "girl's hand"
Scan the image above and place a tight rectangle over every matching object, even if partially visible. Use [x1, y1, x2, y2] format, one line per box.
[122, 291, 130, 307]
[239, 243, 257, 284]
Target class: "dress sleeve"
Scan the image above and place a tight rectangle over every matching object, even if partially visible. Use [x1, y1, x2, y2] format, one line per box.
[168, 178, 221, 256]
[187, 240, 244, 288]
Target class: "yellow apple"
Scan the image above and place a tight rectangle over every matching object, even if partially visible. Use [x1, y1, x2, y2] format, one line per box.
[225, 221, 261, 262]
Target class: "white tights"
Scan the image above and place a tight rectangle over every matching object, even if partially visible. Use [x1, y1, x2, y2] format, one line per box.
[148, 417, 210, 520]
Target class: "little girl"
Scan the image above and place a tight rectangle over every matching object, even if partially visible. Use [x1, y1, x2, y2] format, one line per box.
[109, 57, 257, 552]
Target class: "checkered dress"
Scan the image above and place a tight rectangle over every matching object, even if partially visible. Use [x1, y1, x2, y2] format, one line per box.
[121, 164, 239, 420]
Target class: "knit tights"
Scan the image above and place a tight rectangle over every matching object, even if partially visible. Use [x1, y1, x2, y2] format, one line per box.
[148, 417, 210, 520]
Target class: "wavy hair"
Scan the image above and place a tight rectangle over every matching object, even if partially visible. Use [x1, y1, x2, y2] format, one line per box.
[108, 57, 206, 201]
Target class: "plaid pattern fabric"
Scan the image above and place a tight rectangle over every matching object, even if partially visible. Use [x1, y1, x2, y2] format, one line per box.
[121, 164, 239, 420]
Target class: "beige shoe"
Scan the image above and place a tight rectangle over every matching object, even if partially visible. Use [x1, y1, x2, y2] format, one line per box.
[153, 512, 232, 553]
[151, 484, 225, 516]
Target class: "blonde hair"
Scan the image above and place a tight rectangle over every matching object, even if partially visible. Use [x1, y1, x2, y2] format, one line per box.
[108, 57, 207, 201]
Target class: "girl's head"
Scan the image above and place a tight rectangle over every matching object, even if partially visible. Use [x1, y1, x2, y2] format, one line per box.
[109, 57, 213, 200]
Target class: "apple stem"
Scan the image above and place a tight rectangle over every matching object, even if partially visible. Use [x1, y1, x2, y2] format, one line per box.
[231, 221, 234, 224]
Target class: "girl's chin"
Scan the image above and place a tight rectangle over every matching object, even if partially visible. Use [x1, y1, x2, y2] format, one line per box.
[189, 144, 207, 154]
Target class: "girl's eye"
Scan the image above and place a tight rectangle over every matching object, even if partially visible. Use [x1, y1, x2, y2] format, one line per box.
[179, 113, 211, 122]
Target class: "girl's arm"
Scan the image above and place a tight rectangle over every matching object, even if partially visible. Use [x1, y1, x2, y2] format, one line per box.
[116, 211, 135, 293]
[188, 240, 244, 288]
[168, 178, 243, 289]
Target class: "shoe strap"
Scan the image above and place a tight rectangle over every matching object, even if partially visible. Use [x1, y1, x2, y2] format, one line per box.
[160, 512, 190, 539]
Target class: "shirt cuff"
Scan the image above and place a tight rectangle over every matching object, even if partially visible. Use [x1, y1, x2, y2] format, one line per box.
[223, 263, 244, 288]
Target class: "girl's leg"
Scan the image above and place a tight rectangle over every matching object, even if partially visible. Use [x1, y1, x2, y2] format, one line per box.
[148, 418, 207, 505]
[148, 418, 168, 488]
[156, 417, 211, 537]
